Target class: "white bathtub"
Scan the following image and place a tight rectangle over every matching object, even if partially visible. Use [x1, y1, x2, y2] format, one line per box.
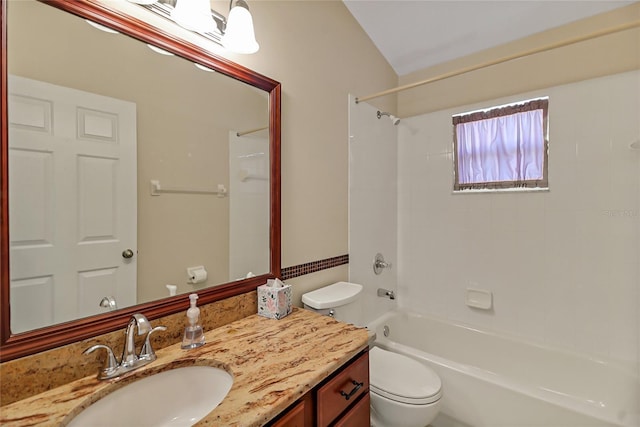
[367, 309, 639, 427]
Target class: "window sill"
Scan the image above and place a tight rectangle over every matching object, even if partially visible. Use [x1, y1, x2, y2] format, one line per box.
[452, 187, 549, 195]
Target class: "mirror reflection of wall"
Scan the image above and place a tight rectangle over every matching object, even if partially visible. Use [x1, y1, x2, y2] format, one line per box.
[7, 0, 270, 333]
[229, 129, 270, 281]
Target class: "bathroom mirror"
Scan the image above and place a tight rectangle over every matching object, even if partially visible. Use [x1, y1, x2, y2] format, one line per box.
[0, 0, 281, 361]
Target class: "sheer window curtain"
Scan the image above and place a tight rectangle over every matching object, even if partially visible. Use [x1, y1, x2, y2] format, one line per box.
[453, 98, 548, 191]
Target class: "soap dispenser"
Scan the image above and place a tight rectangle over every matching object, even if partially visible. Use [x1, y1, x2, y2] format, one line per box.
[181, 293, 205, 349]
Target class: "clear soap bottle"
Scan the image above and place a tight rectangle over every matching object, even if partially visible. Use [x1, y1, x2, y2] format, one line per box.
[181, 293, 205, 349]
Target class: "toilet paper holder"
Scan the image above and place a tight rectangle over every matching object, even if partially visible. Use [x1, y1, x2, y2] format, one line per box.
[187, 266, 208, 284]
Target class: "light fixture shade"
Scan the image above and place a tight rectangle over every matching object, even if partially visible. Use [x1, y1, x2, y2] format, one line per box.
[171, 0, 217, 34]
[222, 2, 259, 54]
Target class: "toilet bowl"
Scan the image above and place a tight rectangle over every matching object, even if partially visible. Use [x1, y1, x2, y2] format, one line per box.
[369, 346, 442, 427]
[301, 282, 442, 427]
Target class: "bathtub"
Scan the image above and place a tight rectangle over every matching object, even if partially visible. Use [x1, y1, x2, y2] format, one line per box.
[367, 309, 639, 427]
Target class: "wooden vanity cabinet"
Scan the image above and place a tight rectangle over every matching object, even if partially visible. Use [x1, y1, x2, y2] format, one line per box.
[268, 350, 369, 427]
[270, 394, 314, 427]
[316, 350, 369, 426]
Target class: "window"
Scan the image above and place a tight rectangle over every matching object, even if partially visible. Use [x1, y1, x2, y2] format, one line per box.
[452, 97, 549, 191]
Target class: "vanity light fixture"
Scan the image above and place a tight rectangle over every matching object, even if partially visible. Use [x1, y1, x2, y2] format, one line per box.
[126, 0, 260, 54]
[171, 0, 217, 33]
[221, 0, 259, 54]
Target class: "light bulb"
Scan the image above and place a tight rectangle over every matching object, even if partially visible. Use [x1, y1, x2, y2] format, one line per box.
[171, 0, 217, 33]
[222, 3, 259, 54]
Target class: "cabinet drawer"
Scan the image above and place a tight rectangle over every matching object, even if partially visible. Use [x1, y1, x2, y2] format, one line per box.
[334, 393, 370, 427]
[317, 352, 369, 427]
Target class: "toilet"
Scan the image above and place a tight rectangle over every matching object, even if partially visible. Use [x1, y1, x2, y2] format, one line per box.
[369, 346, 442, 427]
[301, 281, 364, 325]
[302, 282, 442, 427]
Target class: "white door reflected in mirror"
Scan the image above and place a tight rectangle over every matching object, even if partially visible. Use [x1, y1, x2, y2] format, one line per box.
[9, 76, 137, 333]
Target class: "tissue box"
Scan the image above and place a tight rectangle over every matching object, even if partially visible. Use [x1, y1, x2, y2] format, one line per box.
[257, 278, 292, 319]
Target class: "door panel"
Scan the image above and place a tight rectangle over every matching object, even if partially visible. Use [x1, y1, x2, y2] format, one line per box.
[8, 76, 137, 333]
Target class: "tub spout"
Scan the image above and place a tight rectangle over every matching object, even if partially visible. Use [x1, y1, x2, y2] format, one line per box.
[377, 288, 395, 300]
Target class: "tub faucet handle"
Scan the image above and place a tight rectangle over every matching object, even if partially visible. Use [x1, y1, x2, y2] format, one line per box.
[373, 253, 392, 275]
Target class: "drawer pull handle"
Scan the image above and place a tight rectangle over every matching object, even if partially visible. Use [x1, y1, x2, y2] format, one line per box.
[340, 380, 364, 401]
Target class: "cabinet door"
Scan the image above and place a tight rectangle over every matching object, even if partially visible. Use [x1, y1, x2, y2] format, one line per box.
[317, 352, 369, 427]
[271, 400, 305, 427]
[334, 393, 370, 427]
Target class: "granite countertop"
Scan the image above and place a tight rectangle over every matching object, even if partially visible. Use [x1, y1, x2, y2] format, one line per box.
[0, 307, 369, 426]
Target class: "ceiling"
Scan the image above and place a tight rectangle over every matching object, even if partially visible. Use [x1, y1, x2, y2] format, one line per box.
[343, 1, 637, 76]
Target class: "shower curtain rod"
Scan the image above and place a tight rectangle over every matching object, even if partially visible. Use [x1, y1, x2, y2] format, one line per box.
[236, 126, 269, 137]
[355, 20, 640, 104]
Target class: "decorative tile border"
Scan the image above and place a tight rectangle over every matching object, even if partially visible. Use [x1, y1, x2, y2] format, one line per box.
[281, 254, 349, 280]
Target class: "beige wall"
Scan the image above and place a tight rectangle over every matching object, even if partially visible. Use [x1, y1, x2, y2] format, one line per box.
[397, 3, 640, 117]
[213, 0, 399, 299]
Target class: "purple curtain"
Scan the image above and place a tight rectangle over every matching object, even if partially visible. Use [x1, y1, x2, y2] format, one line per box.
[456, 109, 545, 186]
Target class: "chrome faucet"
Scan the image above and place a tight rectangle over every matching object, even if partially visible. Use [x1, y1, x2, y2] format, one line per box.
[121, 313, 152, 366]
[84, 313, 166, 380]
[377, 288, 396, 300]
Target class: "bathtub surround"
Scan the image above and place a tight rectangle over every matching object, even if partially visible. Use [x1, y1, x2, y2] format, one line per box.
[347, 7, 640, 425]
[349, 70, 638, 426]
[397, 70, 639, 366]
[348, 94, 399, 327]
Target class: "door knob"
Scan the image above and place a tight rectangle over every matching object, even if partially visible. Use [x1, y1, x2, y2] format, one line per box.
[122, 249, 134, 259]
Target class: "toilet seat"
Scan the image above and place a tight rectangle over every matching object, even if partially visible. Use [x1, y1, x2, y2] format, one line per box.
[370, 346, 442, 405]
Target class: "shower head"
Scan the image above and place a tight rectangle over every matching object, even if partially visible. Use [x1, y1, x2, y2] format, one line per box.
[377, 110, 400, 125]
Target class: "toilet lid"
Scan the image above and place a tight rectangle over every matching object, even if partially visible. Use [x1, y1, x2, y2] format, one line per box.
[301, 282, 363, 309]
[370, 346, 442, 405]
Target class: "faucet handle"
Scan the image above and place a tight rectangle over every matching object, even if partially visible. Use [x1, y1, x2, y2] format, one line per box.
[83, 344, 119, 379]
[373, 253, 392, 275]
[139, 325, 167, 361]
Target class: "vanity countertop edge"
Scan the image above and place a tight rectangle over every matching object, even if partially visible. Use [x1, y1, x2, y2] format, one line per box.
[0, 307, 369, 427]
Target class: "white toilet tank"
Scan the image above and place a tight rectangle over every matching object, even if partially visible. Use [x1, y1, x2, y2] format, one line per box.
[301, 281, 363, 325]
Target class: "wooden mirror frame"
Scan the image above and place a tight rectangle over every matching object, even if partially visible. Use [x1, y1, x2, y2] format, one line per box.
[0, 0, 281, 362]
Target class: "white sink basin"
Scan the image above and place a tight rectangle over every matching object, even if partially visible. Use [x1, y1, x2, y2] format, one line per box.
[68, 366, 233, 427]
